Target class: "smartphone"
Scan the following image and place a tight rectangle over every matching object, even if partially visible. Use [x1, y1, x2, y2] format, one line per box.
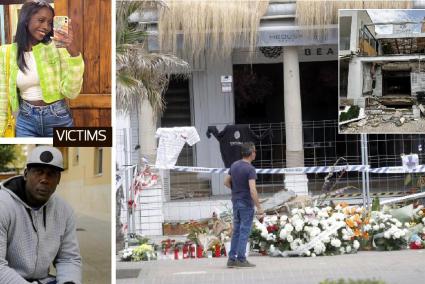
[53, 16, 69, 47]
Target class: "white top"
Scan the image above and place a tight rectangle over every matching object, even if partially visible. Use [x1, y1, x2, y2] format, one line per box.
[16, 52, 43, 101]
[155, 127, 200, 169]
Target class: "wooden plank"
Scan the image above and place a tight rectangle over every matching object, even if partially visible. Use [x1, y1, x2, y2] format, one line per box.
[69, 0, 83, 56]
[4, 5, 11, 44]
[71, 109, 100, 127]
[99, 109, 111, 126]
[68, 94, 111, 108]
[54, 0, 68, 16]
[83, 0, 100, 94]
[99, 0, 111, 94]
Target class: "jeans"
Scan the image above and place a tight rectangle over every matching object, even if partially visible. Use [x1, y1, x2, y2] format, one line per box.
[228, 200, 254, 262]
[16, 99, 73, 137]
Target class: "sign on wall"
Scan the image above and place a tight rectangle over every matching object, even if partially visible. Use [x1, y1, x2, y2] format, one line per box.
[221, 75, 233, 93]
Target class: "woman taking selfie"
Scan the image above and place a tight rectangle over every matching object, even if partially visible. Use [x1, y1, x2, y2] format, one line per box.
[0, 0, 84, 137]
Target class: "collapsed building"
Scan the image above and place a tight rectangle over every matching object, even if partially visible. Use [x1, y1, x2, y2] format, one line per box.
[340, 10, 425, 133]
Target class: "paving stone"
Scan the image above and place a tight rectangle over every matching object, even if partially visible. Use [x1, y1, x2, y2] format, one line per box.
[117, 250, 425, 284]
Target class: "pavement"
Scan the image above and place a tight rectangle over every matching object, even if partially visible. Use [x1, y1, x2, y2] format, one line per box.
[76, 214, 111, 284]
[116, 249, 425, 284]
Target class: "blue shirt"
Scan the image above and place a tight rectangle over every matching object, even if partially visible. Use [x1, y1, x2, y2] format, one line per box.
[228, 160, 257, 207]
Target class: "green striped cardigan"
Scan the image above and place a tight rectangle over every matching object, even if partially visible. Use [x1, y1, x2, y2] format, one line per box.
[0, 42, 84, 134]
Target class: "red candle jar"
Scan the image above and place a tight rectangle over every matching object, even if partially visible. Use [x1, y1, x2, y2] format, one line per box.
[189, 245, 196, 258]
[197, 245, 203, 258]
[215, 245, 221, 257]
[183, 245, 189, 259]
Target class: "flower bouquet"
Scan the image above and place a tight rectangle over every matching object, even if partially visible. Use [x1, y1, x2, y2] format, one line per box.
[367, 211, 408, 251]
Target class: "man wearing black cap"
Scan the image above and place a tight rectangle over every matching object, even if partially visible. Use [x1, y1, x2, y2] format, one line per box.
[0, 146, 82, 284]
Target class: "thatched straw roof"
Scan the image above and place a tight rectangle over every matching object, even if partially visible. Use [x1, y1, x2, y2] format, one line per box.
[158, 0, 269, 62]
[296, 0, 412, 27]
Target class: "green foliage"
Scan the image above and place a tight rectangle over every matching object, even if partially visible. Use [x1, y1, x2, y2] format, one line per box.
[319, 279, 386, 284]
[371, 197, 380, 212]
[187, 221, 208, 245]
[131, 244, 156, 261]
[0, 145, 18, 172]
[339, 106, 360, 122]
[116, 1, 190, 115]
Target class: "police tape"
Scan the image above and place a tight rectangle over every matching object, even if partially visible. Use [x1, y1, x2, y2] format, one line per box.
[167, 165, 369, 174]
[368, 165, 425, 174]
[162, 165, 425, 174]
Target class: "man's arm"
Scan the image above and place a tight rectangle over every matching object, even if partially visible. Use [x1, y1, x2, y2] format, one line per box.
[224, 175, 232, 189]
[249, 179, 263, 215]
[0, 203, 31, 284]
[54, 209, 82, 284]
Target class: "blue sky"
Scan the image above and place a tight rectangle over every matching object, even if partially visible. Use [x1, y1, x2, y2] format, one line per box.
[368, 9, 425, 34]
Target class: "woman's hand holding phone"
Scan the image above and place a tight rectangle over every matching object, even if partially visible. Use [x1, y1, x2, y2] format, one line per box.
[53, 17, 80, 57]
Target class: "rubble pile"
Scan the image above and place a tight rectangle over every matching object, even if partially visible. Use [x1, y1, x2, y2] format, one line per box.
[340, 96, 425, 133]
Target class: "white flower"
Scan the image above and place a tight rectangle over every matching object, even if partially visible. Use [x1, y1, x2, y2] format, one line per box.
[380, 223, 386, 229]
[339, 247, 345, 254]
[342, 235, 351, 241]
[270, 216, 278, 224]
[400, 230, 406, 237]
[353, 240, 360, 250]
[279, 229, 287, 240]
[422, 217, 425, 224]
[269, 244, 275, 253]
[304, 250, 311, 257]
[310, 227, 321, 238]
[333, 213, 345, 221]
[281, 215, 288, 221]
[335, 204, 342, 210]
[305, 207, 314, 215]
[311, 253, 316, 257]
[393, 231, 401, 239]
[322, 236, 331, 244]
[287, 235, 294, 243]
[363, 224, 371, 231]
[384, 232, 391, 239]
[318, 211, 329, 218]
[373, 225, 380, 231]
[313, 242, 326, 255]
[284, 224, 294, 232]
[331, 238, 341, 248]
[346, 245, 352, 253]
[311, 219, 319, 227]
[295, 225, 303, 232]
[291, 208, 299, 215]
[266, 234, 276, 242]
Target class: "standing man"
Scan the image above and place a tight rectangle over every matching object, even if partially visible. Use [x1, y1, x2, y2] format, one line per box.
[0, 146, 82, 284]
[224, 142, 263, 268]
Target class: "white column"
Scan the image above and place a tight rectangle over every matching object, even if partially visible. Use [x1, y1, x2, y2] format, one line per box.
[347, 58, 365, 107]
[283, 46, 308, 195]
[138, 99, 157, 163]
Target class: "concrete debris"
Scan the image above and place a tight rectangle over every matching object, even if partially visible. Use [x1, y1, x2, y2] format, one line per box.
[395, 117, 406, 127]
[382, 115, 392, 121]
[419, 104, 425, 115]
[262, 190, 296, 213]
[393, 110, 402, 118]
[341, 97, 425, 133]
[371, 121, 380, 127]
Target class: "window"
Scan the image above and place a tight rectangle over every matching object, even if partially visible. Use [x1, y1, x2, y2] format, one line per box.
[94, 147, 103, 175]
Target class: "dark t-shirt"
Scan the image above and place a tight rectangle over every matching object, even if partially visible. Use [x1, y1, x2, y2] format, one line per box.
[228, 160, 257, 207]
[207, 125, 271, 167]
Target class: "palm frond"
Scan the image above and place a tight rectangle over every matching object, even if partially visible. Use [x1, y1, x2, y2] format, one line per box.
[116, 0, 191, 115]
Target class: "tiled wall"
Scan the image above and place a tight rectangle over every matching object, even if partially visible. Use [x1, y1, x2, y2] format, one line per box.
[162, 199, 232, 221]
